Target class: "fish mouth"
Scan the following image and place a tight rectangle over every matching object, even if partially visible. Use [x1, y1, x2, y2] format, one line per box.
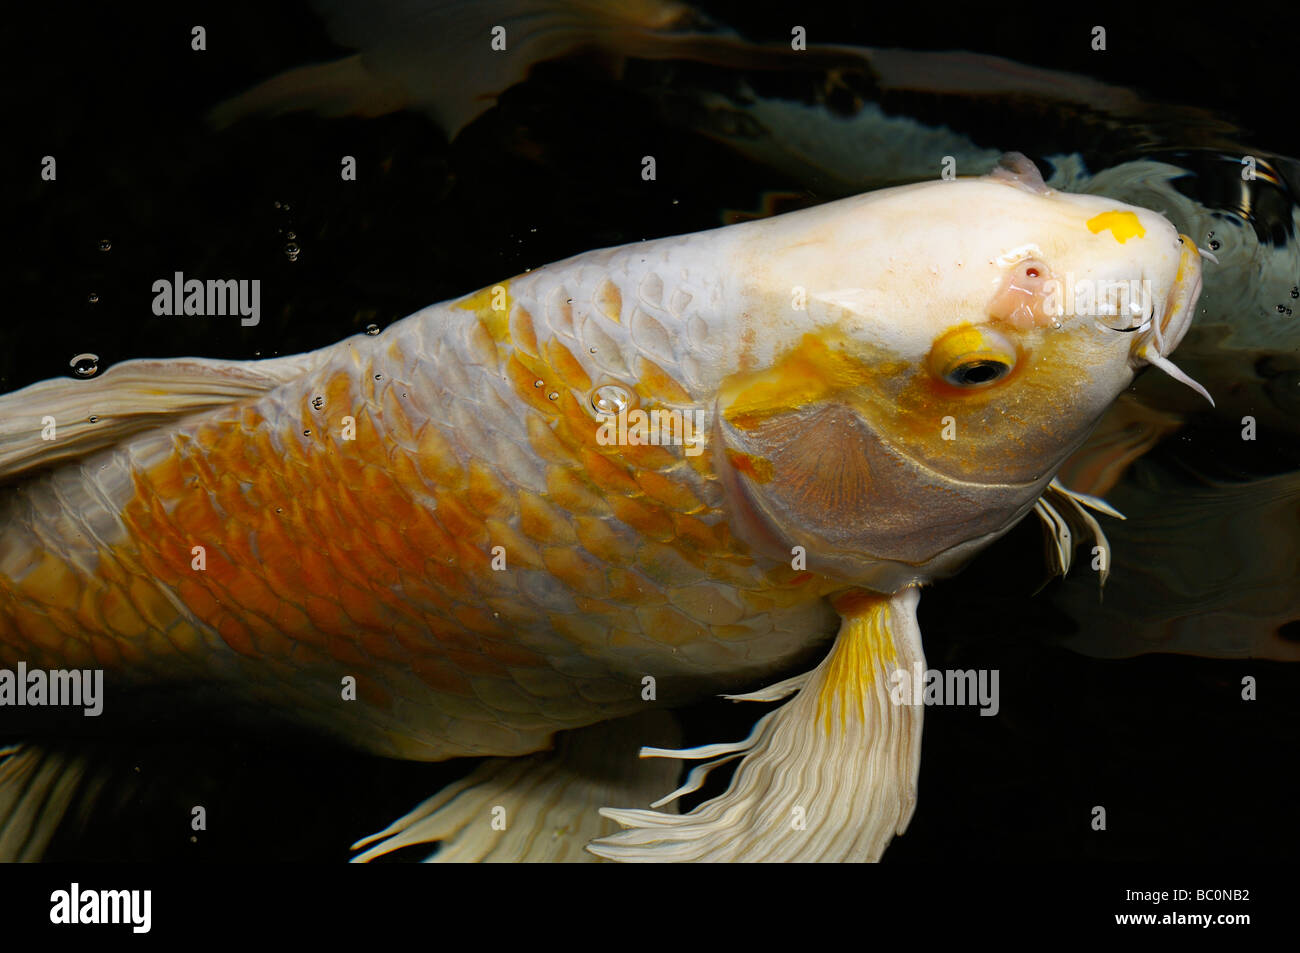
[1151, 233, 1203, 353]
[1130, 233, 1213, 406]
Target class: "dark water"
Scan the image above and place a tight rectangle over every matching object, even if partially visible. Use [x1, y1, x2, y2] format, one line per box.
[3, 0, 1298, 862]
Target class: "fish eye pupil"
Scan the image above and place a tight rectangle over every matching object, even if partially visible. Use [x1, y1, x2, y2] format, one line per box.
[948, 360, 1007, 386]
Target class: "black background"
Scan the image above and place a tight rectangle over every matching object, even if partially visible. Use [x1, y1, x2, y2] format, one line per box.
[0, 0, 1296, 877]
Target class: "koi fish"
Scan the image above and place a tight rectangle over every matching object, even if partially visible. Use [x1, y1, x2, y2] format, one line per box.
[0, 155, 1206, 861]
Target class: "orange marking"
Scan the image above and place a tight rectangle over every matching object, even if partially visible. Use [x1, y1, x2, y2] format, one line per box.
[546, 340, 593, 392]
[634, 357, 691, 404]
[725, 449, 774, 483]
[527, 415, 582, 466]
[609, 495, 674, 541]
[573, 515, 637, 565]
[542, 547, 609, 599]
[635, 605, 707, 647]
[578, 447, 641, 495]
[635, 469, 704, 511]
[467, 461, 516, 520]
[546, 467, 608, 516]
[510, 305, 540, 357]
[517, 492, 577, 545]
[594, 279, 622, 323]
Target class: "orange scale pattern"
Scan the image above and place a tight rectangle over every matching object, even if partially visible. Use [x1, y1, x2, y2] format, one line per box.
[0, 282, 846, 760]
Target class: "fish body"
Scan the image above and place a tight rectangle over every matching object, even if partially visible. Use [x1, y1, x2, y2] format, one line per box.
[0, 155, 1203, 860]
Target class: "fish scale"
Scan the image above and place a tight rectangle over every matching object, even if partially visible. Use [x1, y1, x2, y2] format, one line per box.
[0, 236, 844, 761]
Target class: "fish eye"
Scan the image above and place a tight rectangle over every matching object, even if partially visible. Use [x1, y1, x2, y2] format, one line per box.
[927, 325, 1018, 389]
[945, 359, 1011, 387]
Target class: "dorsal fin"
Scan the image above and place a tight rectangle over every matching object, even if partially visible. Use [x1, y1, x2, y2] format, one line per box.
[986, 152, 1052, 195]
[0, 353, 320, 481]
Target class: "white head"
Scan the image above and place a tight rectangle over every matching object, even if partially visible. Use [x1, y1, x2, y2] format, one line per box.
[711, 154, 1207, 590]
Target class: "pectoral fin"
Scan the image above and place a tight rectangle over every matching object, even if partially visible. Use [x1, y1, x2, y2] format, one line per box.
[588, 587, 927, 862]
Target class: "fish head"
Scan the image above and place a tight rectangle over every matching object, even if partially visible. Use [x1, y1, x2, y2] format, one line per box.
[715, 154, 1203, 590]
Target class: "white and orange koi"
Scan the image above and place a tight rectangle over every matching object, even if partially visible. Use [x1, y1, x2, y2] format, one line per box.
[0, 155, 1206, 861]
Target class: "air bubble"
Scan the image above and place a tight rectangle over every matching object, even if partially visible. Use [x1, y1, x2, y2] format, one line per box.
[87, 415, 98, 423]
[1208, 239, 1221, 251]
[303, 429, 311, 436]
[1290, 287, 1298, 299]
[312, 395, 324, 410]
[70, 353, 99, 377]
[98, 239, 111, 252]
[590, 383, 631, 415]
[87, 292, 99, 304]
[548, 391, 559, 401]
[365, 324, 380, 335]
[534, 379, 544, 388]
[285, 242, 301, 261]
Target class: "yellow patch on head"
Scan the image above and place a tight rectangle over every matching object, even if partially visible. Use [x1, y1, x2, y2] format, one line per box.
[1086, 211, 1145, 244]
[720, 332, 887, 429]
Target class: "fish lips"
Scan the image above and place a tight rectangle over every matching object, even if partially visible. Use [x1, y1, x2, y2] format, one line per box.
[1134, 233, 1204, 362]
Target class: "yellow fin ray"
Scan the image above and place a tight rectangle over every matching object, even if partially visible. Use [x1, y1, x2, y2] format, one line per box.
[589, 587, 926, 862]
